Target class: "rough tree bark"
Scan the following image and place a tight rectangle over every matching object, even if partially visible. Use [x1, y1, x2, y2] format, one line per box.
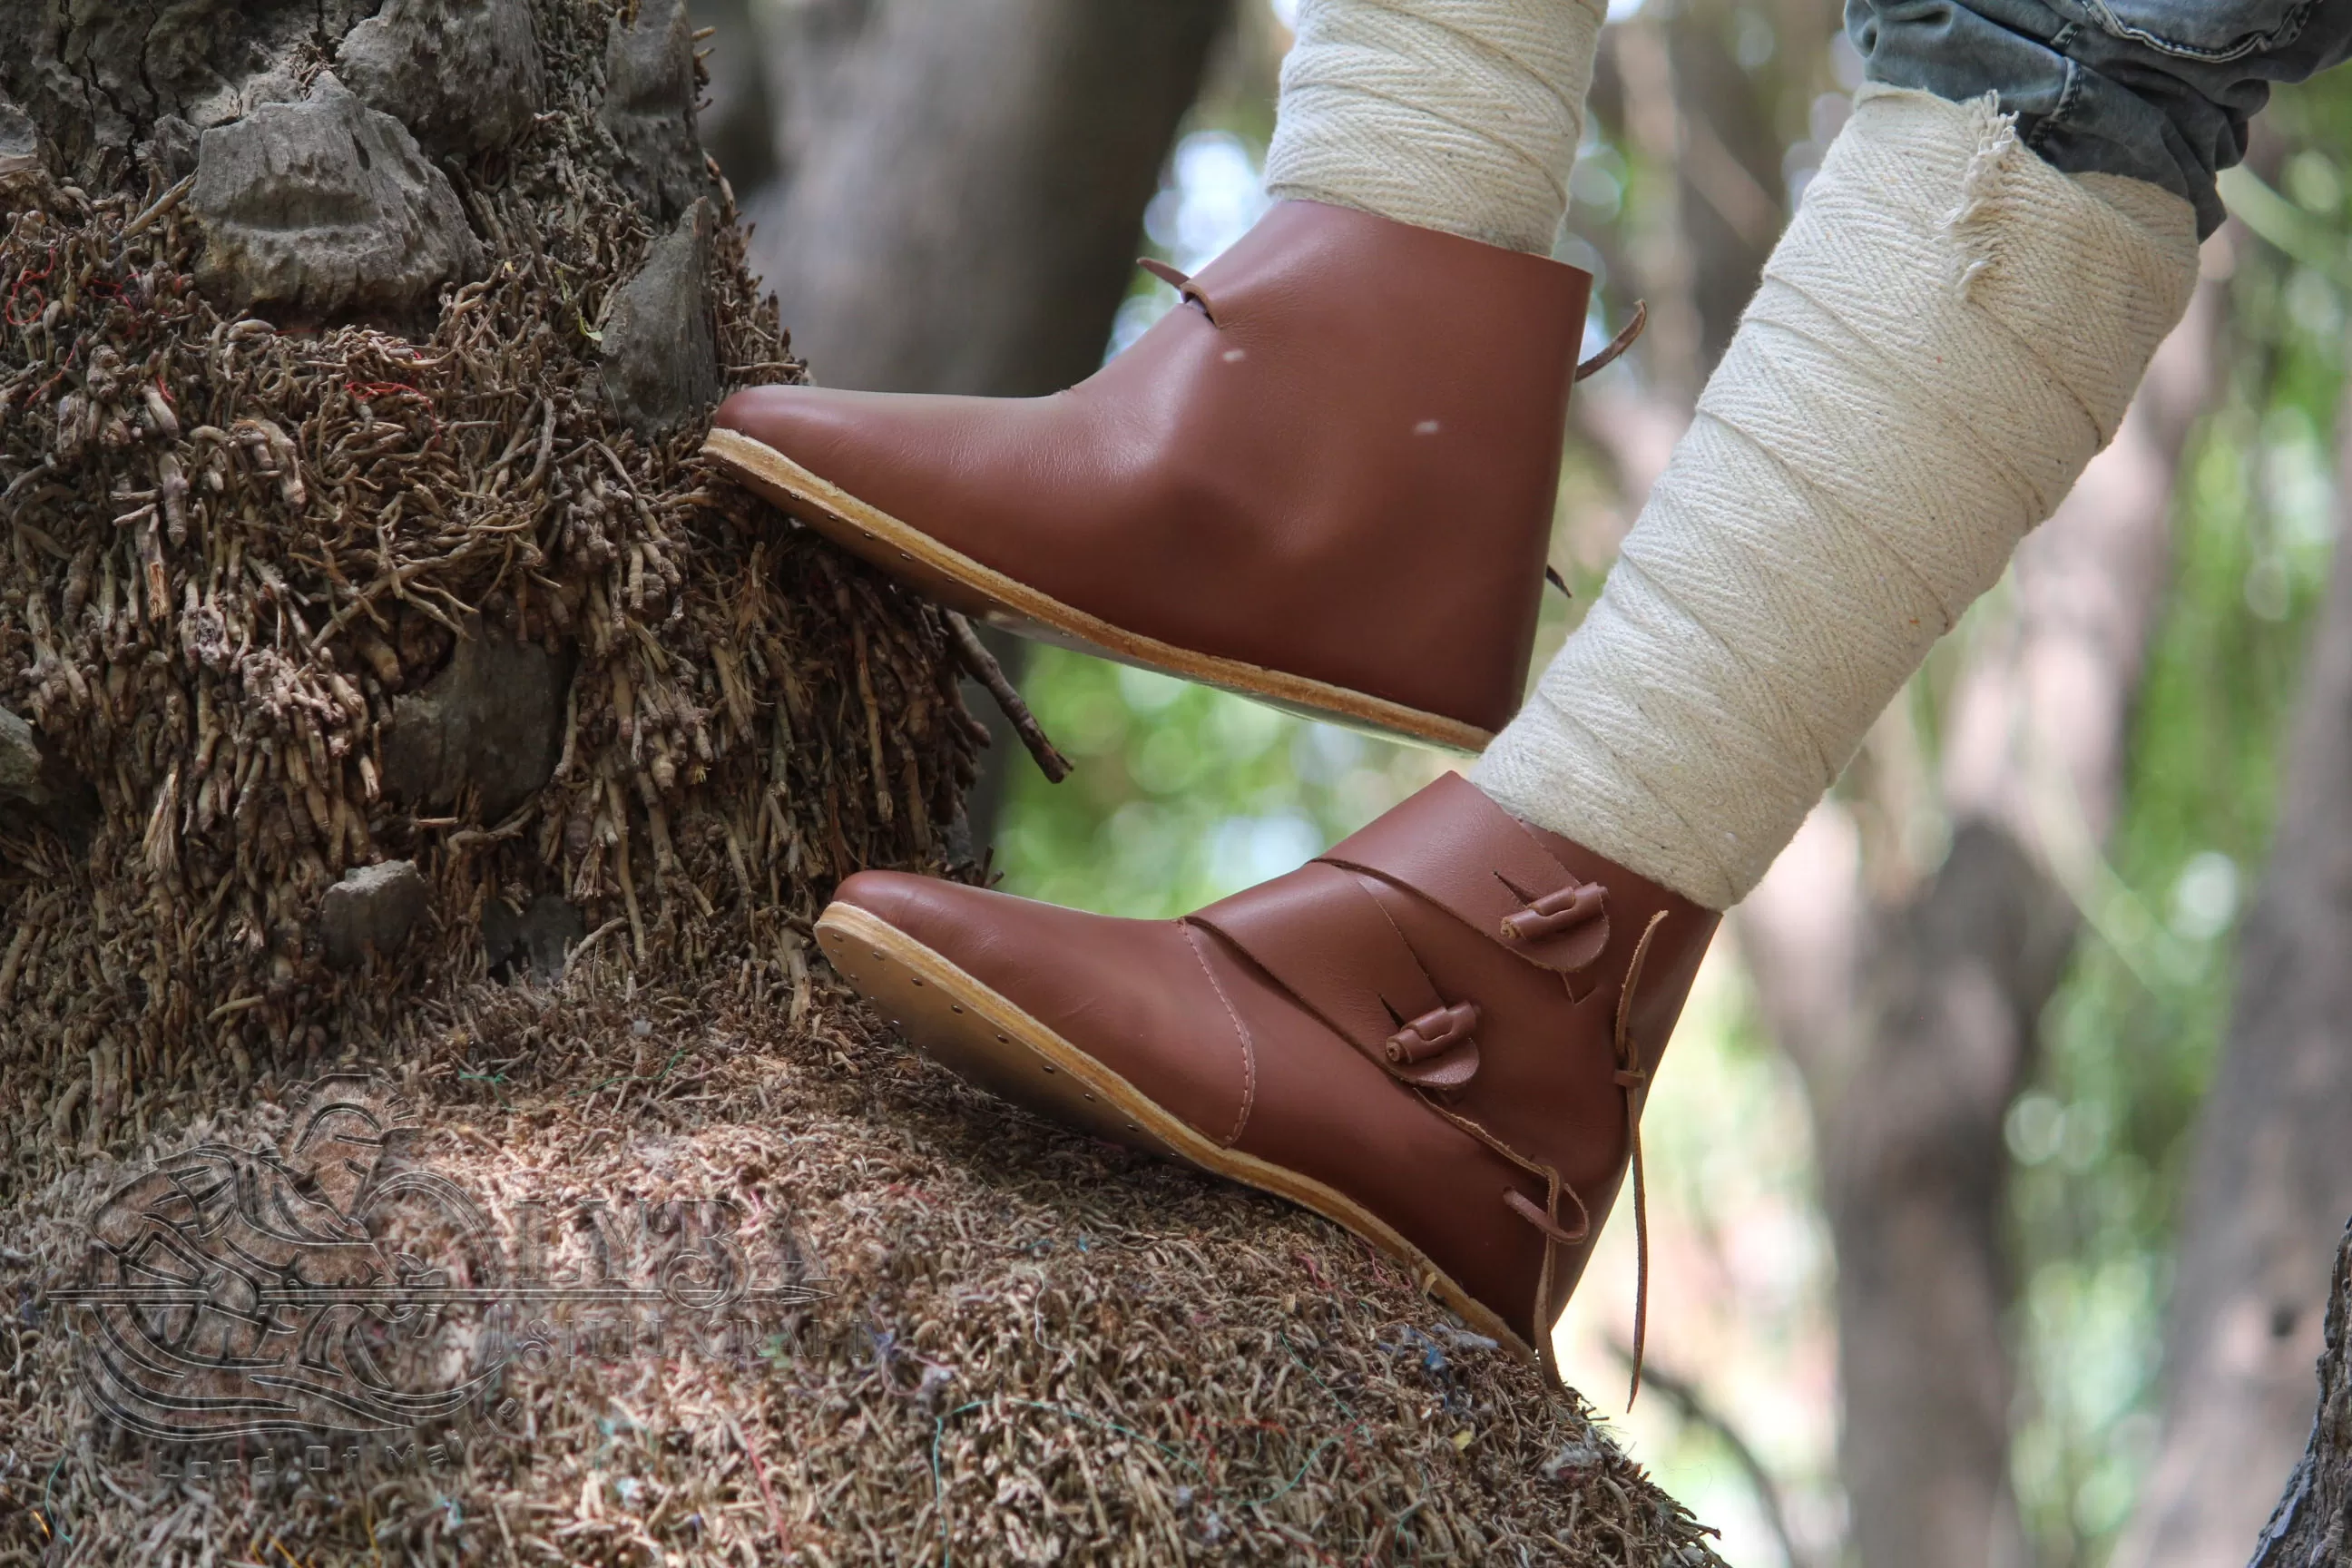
[2117, 342, 2352, 1568]
[2250, 1220, 2352, 1563]
[1736, 278, 2224, 1568]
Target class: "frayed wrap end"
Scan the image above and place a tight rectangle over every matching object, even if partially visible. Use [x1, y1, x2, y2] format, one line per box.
[1943, 92, 2026, 295]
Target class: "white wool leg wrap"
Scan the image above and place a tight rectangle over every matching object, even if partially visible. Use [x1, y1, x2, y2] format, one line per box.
[1264, 0, 1602, 256]
[1472, 87, 2200, 909]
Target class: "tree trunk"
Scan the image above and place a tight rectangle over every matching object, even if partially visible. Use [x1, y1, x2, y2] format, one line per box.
[0, 5, 1729, 1563]
[744, 0, 1225, 399]
[740, 0, 1229, 848]
[1738, 278, 2223, 1568]
[2118, 351, 2352, 1568]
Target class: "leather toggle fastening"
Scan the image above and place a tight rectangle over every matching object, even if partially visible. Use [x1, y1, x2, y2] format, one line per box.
[1319, 775, 1614, 980]
[1386, 1001, 1478, 1064]
[1500, 881, 1605, 945]
[1384, 1001, 1481, 1088]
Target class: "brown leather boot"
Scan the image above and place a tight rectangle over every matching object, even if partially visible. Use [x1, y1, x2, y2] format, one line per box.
[814, 773, 1717, 1375]
[706, 201, 1602, 752]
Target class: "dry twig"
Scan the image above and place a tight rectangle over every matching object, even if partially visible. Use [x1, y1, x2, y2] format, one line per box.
[945, 611, 1072, 783]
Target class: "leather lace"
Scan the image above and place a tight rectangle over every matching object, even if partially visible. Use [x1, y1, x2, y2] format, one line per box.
[1423, 1097, 1591, 1387]
[1610, 908, 1669, 1405]
[1573, 300, 1647, 383]
[1489, 906, 1670, 1404]
[1137, 257, 1216, 323]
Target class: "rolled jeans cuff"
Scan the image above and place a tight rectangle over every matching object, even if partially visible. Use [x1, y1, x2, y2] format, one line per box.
[1847, 0, 2352, 237]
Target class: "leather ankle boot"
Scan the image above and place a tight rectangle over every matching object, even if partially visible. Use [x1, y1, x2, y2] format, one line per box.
[814, 773, 1718, 1375]
[708, 201, 1605, 751]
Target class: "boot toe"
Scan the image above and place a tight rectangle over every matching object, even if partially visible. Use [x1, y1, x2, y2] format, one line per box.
[711, 385, 880, 481]
[816, 875, 1257, 1153]
[708, 387, 1009, 603]
[828, 867, 963, 938]
[826, 870, 1045, 989]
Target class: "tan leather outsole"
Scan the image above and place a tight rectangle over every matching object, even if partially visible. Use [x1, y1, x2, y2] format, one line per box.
[814, 898, 1536, 1362]
[703, 426, 1492, 754]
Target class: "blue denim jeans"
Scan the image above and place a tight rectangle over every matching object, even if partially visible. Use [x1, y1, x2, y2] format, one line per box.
[1848, 0, 2352, 234]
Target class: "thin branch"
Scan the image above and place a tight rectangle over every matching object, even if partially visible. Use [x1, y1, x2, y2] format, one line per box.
[945, 612, 1071, 783]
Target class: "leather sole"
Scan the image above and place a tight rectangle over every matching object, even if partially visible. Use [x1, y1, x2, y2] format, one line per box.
[814, 898, 1536, 1362]
[703, 427, 1492, 754]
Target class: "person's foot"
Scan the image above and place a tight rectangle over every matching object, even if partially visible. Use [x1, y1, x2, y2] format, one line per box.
[813, 773, 1717, 1369]
[707, 201, 1596, 752]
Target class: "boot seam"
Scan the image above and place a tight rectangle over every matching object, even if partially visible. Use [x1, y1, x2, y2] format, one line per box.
[1185, 923, 1257, 1147]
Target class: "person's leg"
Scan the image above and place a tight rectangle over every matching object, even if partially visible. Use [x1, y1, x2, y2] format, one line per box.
[1264, 0, 1602, 255]
[1472, 85, 2200, 909]
[809, 1, 2352, 1381]
[1473, 0, 2352, 912]
[707, 0, 1609, 754]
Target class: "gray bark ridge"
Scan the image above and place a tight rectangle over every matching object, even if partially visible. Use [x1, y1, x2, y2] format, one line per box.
[191, 72, 484, 328]
[319, 859, 432, 971]
[379, 621, 570, 824]
[0, 703, 96, 843]
[336, 0, 545, 160]
[602, 199, 719, 436]
[0, 0, 375, 181]
[2248, 1219, 2352, 1565]
[601, 0, 710, 224]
